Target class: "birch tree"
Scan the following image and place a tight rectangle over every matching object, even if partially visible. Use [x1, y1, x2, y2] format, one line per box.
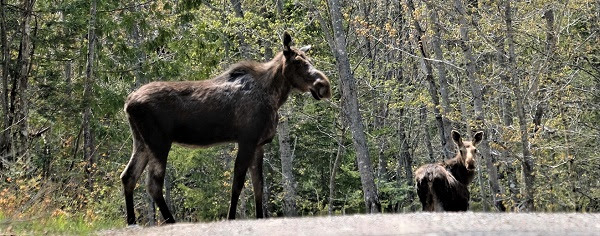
[327, 0, 381, 213]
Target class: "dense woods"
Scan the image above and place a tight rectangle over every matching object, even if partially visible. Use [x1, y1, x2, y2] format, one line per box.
[0, 0, 598, 232]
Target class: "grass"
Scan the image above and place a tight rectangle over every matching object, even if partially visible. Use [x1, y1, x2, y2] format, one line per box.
[0, 211, 122, 235]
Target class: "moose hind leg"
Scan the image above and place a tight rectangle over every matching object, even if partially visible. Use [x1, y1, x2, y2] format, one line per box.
[249, 147, 265, 218]
[146, 158, 175, 224]
[121, 141, 150, 225]
[416, 180, 431, 211]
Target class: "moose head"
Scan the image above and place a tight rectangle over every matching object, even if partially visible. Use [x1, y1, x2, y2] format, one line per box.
[452, 130, 484, 171]
[281, 32, 331, 100]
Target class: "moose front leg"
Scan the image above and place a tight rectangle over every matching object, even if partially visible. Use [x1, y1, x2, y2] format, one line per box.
[227, 142, 256, 219]
[249, 146, 265, 218]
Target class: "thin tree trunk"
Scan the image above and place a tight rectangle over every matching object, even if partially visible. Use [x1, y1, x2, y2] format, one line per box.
[229, 0, 249, 58]
[454, 0, 504, 211]
[327, 0, 380, 213]
[0, 0, 9, 164]
[503, 0, 534, 211]
[374, 99, 390, 181]
[14, 0, 35, 161]
[146, 173, 156, 226]
[278, 105, 298, 217]
[532, 8, 557, 132]
[405, 0, 446, 160]
[62, 7, 72, 97]
[328, 123, 346, 215]
[164, 164, 174, 218]
[363, 1, 390, 183]
[494, 20, 520, 211]
[497, 48, 520, 212]
[238, 184, 248, 218]
[131, 10, 146, 88]
[419, 106, 434, 162]
[397, 108, 414, 211]
[64, 60, 72, 96]
[426, 4, 453, 159]
[83, 0, 97, 192]
[274, 0, 283, 15]
[230, 0, 243, 17]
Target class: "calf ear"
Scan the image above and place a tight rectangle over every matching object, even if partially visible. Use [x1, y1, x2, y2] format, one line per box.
[283, 31, 293, 58]
[452, 130, 463, 146]
[473, 131, 484, 146]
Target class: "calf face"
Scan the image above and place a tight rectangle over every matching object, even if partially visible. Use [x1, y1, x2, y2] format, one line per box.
[452, 130, 483, 171]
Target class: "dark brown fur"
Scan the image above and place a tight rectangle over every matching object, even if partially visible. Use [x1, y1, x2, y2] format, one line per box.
[120, 32, 331, 225]
[415, 130, 484, 211]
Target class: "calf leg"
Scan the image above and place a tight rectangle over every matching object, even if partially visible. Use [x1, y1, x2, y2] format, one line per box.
[146, 149, 175, 224]
[121, 139, 150, 225]
[227, 142, 256, 219]
[249, 146, 264, 218]
[416, 179, 431, 211]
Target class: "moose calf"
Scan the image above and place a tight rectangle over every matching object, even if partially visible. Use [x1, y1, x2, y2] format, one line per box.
[415, 130, 484, 211]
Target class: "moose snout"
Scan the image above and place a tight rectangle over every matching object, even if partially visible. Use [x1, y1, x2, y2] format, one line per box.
[310, 71, 331, 100]
[466, 159, 476, 170]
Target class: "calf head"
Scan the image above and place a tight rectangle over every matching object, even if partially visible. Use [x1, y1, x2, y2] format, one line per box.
[282, 32, 331, 100]
[452, 130, 484, 171]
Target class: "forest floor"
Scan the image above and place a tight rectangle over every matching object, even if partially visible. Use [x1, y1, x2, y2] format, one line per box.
[100, 212, 599, 235]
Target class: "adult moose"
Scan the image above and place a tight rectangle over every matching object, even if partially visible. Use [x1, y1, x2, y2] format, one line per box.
[415, 130, 484, 212]
[121, 32, 331, 225]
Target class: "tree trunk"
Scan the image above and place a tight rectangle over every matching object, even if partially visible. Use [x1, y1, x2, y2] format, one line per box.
[327, 0, 380, 213]
[419, 106, 435, 162]
[397, 108, 414, 211]
[532, 8, 556, 133]
[164, 165, 175, 218]
[363, 2, 390, 182]
[146, 173, 156, 226]
[274, 0, 283, 15]
[494, 19, 520, 211]
[426, 4, 453, 159]
[278, 105, 298, 217]
[454, 0, 504, 211]
[64, 60, 72, 96]
[229, 0, 249, 58]
[496, 46, 520, 212]
[328, 122, 345, 215]
[83, 0, 97, 192]
[405, 0, 446, 160]
[12, 0, 36, 162]
[0, 0, 9, 165]
[503, 0, 534, 211]
[237, 184, 248, 219]
[130, 3, 147, 88]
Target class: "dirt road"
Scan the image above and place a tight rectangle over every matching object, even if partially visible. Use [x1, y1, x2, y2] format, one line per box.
[101, 212, 599, 235]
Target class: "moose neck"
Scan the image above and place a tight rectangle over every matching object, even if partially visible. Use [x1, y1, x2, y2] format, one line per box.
[262, 52, 292, 109]
[445, 152, 476, 185]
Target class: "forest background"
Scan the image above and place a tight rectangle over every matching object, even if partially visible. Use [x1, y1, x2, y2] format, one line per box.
[0, 0, 598, 233]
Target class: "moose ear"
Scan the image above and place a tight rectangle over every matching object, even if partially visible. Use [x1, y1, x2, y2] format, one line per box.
[299, 45, 312, 53]
[283, 31, 292, 52]
[452, 130, 463, 146]
[473, 131, 484, 146]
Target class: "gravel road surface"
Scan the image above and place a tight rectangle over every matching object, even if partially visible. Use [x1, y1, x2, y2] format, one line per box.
[101, 212, 600, 235]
